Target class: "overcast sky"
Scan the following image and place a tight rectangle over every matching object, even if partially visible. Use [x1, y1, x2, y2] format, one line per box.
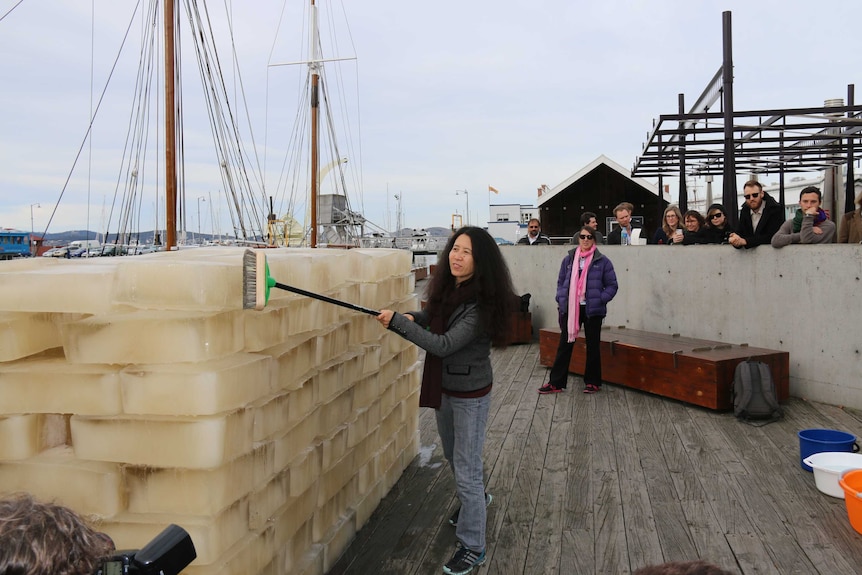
[1, 0, 859, 235]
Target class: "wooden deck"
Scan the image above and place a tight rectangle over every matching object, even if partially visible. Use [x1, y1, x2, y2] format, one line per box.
[327, 341, 862, 575]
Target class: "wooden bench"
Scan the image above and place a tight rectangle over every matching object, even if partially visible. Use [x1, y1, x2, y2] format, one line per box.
[538, 326, 789, 410]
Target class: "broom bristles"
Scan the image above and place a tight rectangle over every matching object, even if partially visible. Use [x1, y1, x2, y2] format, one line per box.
[242, 249, 268, 310]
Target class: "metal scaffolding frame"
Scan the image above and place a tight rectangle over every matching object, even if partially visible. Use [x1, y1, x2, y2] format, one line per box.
[631, 11, 861, 227]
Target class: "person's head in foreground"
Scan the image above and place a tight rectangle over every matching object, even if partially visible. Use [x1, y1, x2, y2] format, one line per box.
[0, 493, 115, 575]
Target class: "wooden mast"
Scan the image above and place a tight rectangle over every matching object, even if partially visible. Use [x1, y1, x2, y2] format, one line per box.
[309, 0, 320, 247]
[165, 0, 178, 249]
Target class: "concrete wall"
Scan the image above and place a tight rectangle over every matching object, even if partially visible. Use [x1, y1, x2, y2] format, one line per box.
[501, 244, 862, 410]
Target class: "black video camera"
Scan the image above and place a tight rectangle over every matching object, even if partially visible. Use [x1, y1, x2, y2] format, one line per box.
[94, 524, 196, 575]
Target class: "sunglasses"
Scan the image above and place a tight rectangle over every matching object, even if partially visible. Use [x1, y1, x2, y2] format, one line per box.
[578, 234, 594, 240]
[709, 212, 724, 220]
[744, 192, 760, 200]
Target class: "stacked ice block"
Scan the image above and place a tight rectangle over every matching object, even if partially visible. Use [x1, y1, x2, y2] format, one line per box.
[0, 247, 421, 575]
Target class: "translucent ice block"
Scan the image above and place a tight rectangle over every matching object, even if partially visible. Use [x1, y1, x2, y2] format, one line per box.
[0, 414, 41, 460]
[62, 310, 244, 365]
[249, 469, 289, 530]
[113, 258, 243, 311]
[0, 260, 118, 314]
[273, 413, 318, 472]
[347, 403, 381, 452]
[316, 388, 353, 441]
[316, 361, 346, 405]
[288, 446, 321, 497]
[348, 314, 378, 347]
[352, 477, 383, 529]
[315, 324, 349, 366]
[353, 342, 381, 376]
[0, 355, 122, 415]
[319, 510, 356, 574]
[320, 424, 349, 471]
[352, 373, 380, 411]
[313, 476, 357, 541]
[0, 446, 124, 517]
[183, 530, 277, 575]
[0, 312, 66, 362]
[273, 483, 318, 546]
[267, 333, 317, 391]
[252, 391, 292, 443]
[70, 409, 253, 468]
[126, 444, 272, 515]
[100, 498, 250, 565]
[120, 353, 273, 416]
[316, 451, 356, 507]
[344, 249, 411, 281]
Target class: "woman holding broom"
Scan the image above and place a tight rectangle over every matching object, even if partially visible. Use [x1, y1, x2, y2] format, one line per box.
[376, 226, 516, 575]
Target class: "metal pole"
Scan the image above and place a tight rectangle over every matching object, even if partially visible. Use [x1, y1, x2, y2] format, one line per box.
[456, 190, 469, 226]
[30, 203, 39, 255]
[846, 84, 856, 214]
[721, 10, 738, 228]
[678, 93, 687, 214]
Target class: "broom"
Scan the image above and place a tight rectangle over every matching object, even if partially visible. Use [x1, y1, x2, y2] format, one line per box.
[242, 249, 380, 316]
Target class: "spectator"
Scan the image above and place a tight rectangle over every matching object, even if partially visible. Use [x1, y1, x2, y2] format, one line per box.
[681, 210, 708, 245]
[580, 211, 605, 244]
[376, 226, 517, 575]
[0, 493, 115, 575]
[540, 225, 618, 395]
[653, 205, 684, 245]
[633, 560, 734, 575]
[838, 189, 862, 244]
[728, 180, 783, 249]
[606, 202, 645, 245]
[517, 218, 551, 245]
[701, 204, 733, 244]
[772, 186, 836, 248]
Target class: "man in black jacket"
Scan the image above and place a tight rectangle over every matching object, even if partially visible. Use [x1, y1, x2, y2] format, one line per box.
[517, 218, 551, 245]
[729, 180, 784, 249]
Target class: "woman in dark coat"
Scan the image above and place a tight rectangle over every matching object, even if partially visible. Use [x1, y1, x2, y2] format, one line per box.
[701, 203, 734, 244]
[540, 225, 618, 395]
[376, 226, 517, 575]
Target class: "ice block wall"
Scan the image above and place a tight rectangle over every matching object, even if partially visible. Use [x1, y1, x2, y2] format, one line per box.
[0, 247, 421, 575]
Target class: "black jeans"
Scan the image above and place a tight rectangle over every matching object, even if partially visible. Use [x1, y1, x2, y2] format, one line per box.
[548, 305, 604, 388]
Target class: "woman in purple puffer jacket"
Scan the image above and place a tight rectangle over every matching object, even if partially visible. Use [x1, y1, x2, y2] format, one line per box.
[539, 225, 618, 395]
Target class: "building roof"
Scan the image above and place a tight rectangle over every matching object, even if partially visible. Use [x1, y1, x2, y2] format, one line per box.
[538, 154, 659, 207]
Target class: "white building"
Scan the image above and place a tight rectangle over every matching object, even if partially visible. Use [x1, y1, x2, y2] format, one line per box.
[486, 203, 540, 244]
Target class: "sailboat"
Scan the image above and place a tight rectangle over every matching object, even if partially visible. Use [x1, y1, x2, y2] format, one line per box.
[24, 1, 379, 251]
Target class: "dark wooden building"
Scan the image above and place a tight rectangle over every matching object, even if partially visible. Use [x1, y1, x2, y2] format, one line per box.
[538, 155, 668, 242]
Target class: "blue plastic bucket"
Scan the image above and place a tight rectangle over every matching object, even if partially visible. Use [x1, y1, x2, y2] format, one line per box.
[798, 429, 859, 471]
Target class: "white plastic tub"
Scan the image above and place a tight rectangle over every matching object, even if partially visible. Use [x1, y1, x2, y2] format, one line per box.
[802, 452, 862, 498]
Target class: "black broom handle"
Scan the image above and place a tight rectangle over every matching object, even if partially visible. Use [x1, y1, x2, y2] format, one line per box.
[273, 281, 380, 316]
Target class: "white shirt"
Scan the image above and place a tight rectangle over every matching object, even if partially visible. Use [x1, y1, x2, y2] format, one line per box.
[751, 207, 763, 230]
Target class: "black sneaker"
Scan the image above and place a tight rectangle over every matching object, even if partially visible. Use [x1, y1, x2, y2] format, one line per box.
[448, 492, 492, 527]
[443, 544, 486, 575]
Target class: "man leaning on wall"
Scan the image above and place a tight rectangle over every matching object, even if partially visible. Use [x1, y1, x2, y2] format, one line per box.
[728, 180, 783, 249]
[771, 186, 835, 248]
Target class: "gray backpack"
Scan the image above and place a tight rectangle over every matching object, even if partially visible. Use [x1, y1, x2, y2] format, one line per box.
[732, 360, 783, 425]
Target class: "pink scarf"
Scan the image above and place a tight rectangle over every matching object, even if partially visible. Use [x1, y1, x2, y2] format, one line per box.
[567, 245, 596, 343]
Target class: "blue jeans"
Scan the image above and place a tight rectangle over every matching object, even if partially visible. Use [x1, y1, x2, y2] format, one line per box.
[436, 392, 491, 552]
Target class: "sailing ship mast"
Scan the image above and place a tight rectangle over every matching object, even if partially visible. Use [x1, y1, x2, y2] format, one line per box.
[309, 0, 320, 247]
[165, 0, 178, 249]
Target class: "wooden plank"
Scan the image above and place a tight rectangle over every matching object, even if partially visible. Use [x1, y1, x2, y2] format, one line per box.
[590, 389, 628, 574]
[608, 388, 665, 569]
[328, 343, 862, 575]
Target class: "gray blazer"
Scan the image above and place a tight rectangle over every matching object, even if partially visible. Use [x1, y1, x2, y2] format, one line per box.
[388, 302, 492, 393]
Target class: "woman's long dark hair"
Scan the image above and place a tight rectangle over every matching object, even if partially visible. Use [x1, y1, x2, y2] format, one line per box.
[425, 226, 517, 340]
